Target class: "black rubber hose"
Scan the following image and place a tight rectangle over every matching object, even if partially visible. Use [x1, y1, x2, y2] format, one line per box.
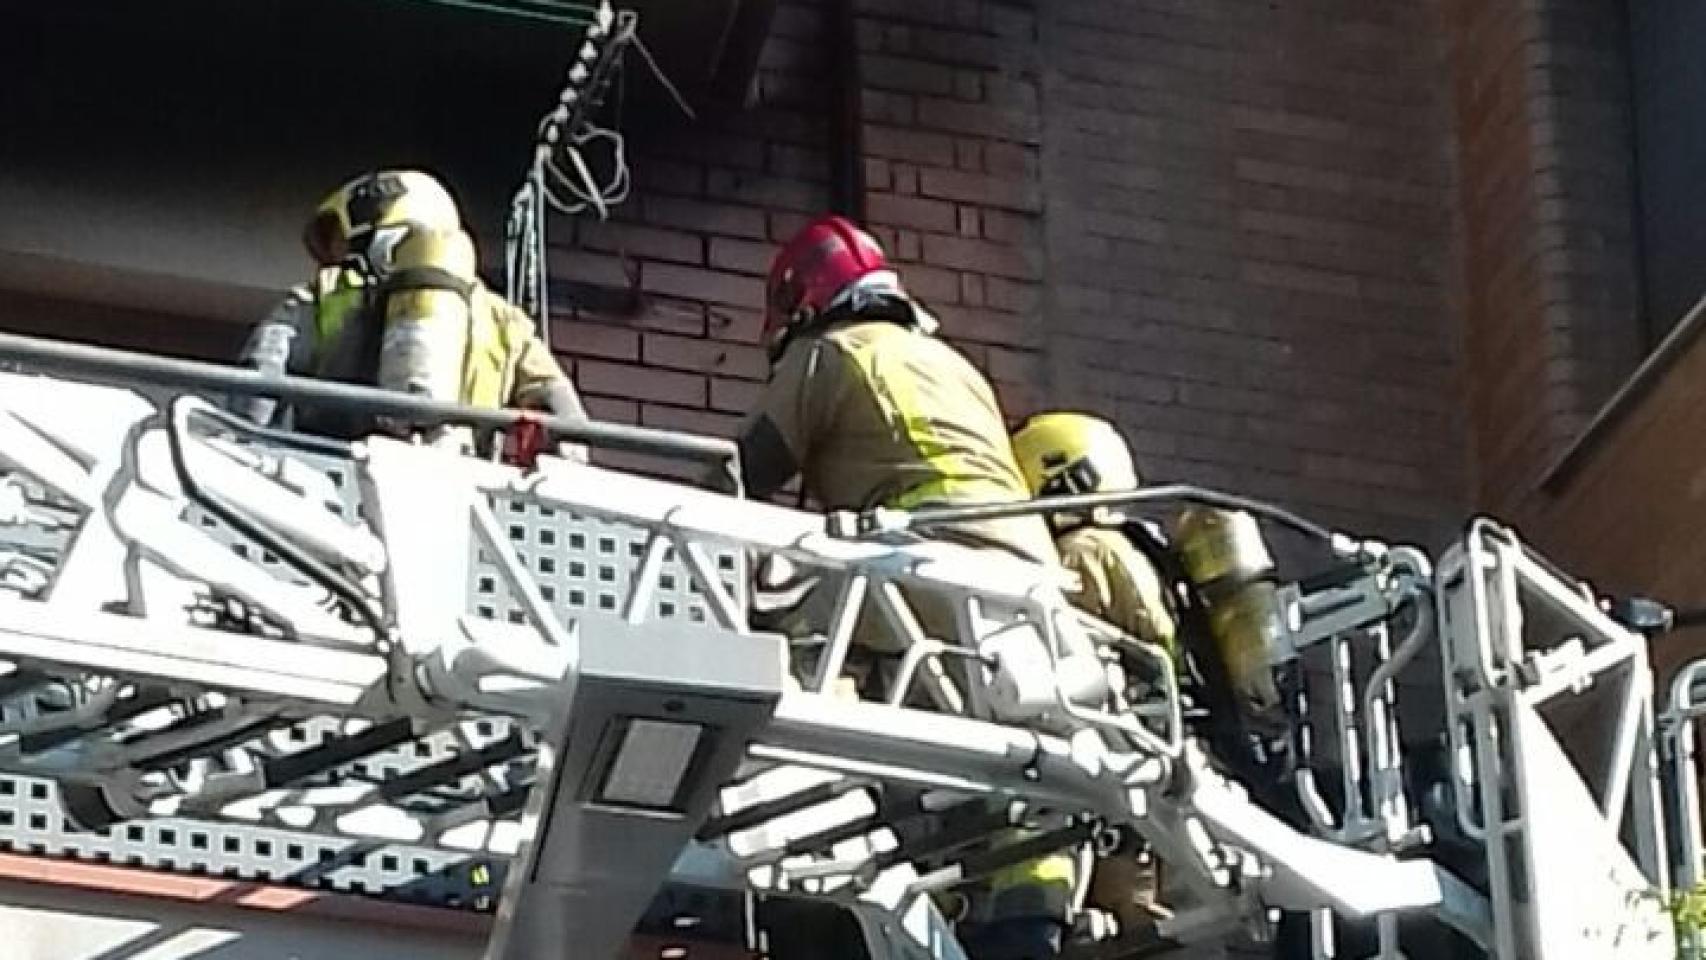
[165, 397, 387, 641]
[863, 484, 1341, 546]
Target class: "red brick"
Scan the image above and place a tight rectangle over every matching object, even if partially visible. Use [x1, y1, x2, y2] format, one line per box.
[1084, 368, 1178, 405]
[865, 158, 893, 192]
[980, 209, 1032, 244]
[920, 233, 1038, 280]
[982, 75, 1038, 113]
[513, 0, 1471, 549]
[863, 124, 957, 166]
[641, 403, 745, 440]
[961, 273, 986, 306]
[984, 277, 1040, 313]
[643, 332, 770, 380]
[891, 163, 921, 196]
[768, 143, 829, 181]
[862, 54, 959, 96]
[768, 211, 817, 244]
[894, 229, 923, 261]
[993, 378, 1047, 420]
[573, 220, 703, 265]
[866, 193, 958, 233]
[1239, 261, 1360, 299]
[642, 197, 768, 241]
[582, 395, 639, 424]
[705, 169, 826, 213]
[862, 89, 917, 125]
[953, 70, 982, 102]
[987, 345, 1044, 384]
[854, 0, 973, 29]
[708, 305, 766, 345]
[648, 132, 765, 173]
[957, 206, 980, 237]
[549, 319, 638, 361]
[709, 237, 776, 276]
[711, 376, 766, 413]
[578, 359, 706, 407]
[958, 340, 990, 370]
[916, 97, 1037, 143]
[932, 304, 1039, 348]
[897, 263, 963, 303]
[632, 298, 708, 337]
[725, 108, 827, 148]
[984, 142, 1033, 177]
[631, 158, 704, 197]
[955, 138, 983, 171]
[906, 25, 1019, 70]
[641, 262, 766, 309]
[918, 168, 1042, 212]
[548, 249, 635, 290]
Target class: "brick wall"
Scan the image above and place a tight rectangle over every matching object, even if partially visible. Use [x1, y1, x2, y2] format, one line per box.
[1531, 319, 1706, 681]
[852, 0, 1051, 420]
[1442, 0, 1644, 520]
[549, 0, 1472, 545]
[1035, 0, 1464, 545]
[544, 0, 833, 476]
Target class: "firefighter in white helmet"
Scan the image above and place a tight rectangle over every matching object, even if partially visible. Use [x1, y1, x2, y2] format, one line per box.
[1009, 412, 1179, 939]
[236, 169, 585, 448]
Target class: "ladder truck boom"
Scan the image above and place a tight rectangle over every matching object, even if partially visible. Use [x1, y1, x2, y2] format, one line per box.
[0, 336, 1689, 960]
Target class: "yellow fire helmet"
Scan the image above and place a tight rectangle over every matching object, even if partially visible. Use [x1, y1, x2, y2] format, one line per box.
[302, 169, 462, 268]
[1012, 411, 1140, 508]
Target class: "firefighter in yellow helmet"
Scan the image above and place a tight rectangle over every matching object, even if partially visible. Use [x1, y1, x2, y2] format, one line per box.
[1011, 413, 1176, 656]
[1007, 412, 1179, 941]
[236, 169, 585, 445]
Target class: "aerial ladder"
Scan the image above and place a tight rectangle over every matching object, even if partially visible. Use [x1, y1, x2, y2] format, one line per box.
[0, 330, 1690, 960]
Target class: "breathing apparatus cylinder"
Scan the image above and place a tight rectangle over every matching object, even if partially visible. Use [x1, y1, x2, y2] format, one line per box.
[376, 227, 481, 450]
[1172, 507, 1285, 720]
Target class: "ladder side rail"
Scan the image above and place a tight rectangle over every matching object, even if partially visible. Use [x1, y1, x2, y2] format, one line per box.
[1499, 529, 1673, 888]
[1664, 659, 1706, 897]
[1280, 552, 1431, 853]
[1437, 529, 1526, 959]
[511, 457, 1177, 755]
[1443, 524, 1678, 958]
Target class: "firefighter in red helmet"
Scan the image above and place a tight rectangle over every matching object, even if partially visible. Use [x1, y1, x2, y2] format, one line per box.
[735, 214, 1055, 566]
[730, 215, 1072, 959]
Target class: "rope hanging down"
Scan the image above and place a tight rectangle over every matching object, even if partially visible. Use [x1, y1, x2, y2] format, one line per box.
[504, 4, 695, 346]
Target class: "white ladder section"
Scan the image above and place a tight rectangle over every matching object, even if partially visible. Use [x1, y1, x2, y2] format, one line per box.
[0, 369, 1682, 960]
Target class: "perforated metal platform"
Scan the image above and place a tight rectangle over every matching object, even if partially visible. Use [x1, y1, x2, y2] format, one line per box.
[0, 425, 744, 908]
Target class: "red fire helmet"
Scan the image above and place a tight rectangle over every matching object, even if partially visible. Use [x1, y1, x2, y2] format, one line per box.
[763, 214, 890, 346]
